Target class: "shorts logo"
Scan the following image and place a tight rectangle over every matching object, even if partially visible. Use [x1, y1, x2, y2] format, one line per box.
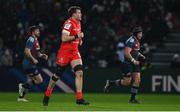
[60, 58, 64, 63]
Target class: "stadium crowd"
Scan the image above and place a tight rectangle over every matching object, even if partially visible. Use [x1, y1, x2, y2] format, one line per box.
[0, 0, 180, 68]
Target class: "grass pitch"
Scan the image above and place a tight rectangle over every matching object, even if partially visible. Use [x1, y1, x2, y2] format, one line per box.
[0, 92, 180, 111]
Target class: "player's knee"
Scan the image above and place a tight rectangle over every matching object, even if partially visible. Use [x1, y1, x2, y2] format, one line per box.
[76, 71, 83, 79]
[55, 65, 67, 77]
[74, 64, 83, 77]
[122, 76, 132, 86]
[126, 80, 131, 85]
[137, 78, 141, 84]
[38, 78, 43, 84]
[133, 77, 141, 86]
[124, 79, 131, 86]
[34, 75, 43, 84]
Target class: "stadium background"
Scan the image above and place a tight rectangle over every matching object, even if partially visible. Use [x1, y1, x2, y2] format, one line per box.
[0, 0, 180, 111]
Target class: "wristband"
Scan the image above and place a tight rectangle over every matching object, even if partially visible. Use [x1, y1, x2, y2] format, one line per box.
[75, 35, 79, 39]
[131, 58, 135, 63]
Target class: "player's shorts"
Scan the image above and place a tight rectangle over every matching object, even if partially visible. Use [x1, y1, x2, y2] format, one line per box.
[121, 62, 140, 77]
[56, 50, 81, 66]
[23, 68, 40, 77]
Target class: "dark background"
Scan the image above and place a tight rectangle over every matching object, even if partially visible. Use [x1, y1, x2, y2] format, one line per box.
[0, 0, 180, 93]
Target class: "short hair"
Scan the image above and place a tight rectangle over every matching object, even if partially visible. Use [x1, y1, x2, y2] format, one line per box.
[29, 25, 40, 34]
[68, 6, 81, 17]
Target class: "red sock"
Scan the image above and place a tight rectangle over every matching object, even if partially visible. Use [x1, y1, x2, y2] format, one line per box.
[45, 88, 52, 97]
[76, 91, 83, 100]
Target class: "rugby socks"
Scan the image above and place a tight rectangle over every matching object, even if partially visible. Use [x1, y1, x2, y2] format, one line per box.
[76, 90, 83, 100]
[22, 80, 35, 89]
[130, 86, 139, 101]
[19, 80, 35, 98]
[45, 87, 53, 97]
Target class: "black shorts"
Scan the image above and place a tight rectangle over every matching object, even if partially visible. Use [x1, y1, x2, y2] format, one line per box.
[121, 62, 140, 77]
[23, 68, 40, 77]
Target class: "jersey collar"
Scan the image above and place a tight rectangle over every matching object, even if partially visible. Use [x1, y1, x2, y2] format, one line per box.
[132, 35, 139, 42]
[70, 17, 80, 24]
[31, 35, 37, 40]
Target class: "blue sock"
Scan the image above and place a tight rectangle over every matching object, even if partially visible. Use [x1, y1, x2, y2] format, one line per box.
[130, 86, 139, 100]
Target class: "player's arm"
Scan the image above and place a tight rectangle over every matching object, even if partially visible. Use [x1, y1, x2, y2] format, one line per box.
[61, 22, 84, 42]
[61, 30, 76, 42]
[79, 39, 83, 46]
[38, 51, 48, 60]
[138, 52, 146, 60]
[124, 47, 139, 65]
[61, 30, 84, 42]
[24, 48, 38, 64]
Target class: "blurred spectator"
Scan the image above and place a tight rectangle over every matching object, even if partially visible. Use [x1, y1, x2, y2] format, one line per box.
[0, 38, 4, 65]
[141, 43, 150, 57]
[0, 48, 13, 66]
[119, 0, 131, 14]
[140, 43, 152, 70]
[116, 38, 126, 63]
[0, 0, 179, 68]
[98, 59, 108, 68]
[48, 53, 56, 67]
[171, 54, 180, 68]
[0, 38, 3, 50]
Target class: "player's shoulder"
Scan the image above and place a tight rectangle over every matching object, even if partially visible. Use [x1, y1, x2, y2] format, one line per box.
[126, 36, 135, 43]
[64, 18, 73, 25]
[27, 36, 35, 43]
[63, 19, 73, 30]
[65, 18, 70, 23]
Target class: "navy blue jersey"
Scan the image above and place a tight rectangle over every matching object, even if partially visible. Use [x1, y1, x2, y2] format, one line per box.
[124, 36, 140, 63]
[22, 36, 40, 69]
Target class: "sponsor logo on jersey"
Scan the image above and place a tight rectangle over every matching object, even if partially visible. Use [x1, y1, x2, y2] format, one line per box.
[64, 23, 71, 30]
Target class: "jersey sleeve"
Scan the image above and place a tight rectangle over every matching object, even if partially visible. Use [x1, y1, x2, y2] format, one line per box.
[125, 38, 134, 48]
[25, 37, 34, 49]
[62, 22, 72, 36]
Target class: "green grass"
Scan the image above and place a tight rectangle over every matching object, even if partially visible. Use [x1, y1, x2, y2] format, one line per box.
[0, 92, 180, 111]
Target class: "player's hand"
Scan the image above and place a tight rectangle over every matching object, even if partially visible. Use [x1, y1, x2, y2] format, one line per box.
[41, 54, 48, 60]
[133, 60, 140, 65]
[77, 32, 84, 38]
[141, 55, 146, 60]
[79, 39, 83, 46]
[32, 58, 38, 64]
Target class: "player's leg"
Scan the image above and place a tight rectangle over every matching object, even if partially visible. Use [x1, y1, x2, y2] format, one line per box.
[18, 76, 32, 102]
[104, 76, 132, 92]
[129, 72, 141, 103]
[18, 73, 43, 101]
[129, 64, 141, 104]
[43, 65, 66, 106]
[104, 63, 132, 92]
[71, 59, 89, 105]
[18, 69, 39, 102]
[32, 74, 43, 84]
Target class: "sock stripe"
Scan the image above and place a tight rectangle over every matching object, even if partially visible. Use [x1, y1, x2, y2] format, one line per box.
[131, 86, 139, 93]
